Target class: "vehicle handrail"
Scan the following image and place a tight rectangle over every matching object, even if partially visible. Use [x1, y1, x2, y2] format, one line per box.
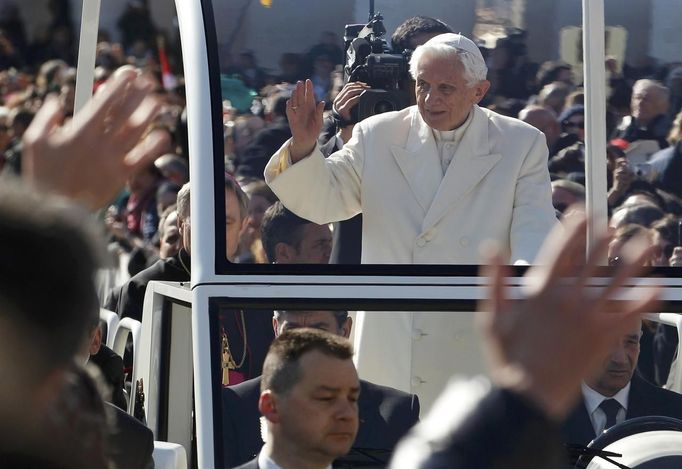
[100, 308, 119, 348]
[112, 317, 143, 414]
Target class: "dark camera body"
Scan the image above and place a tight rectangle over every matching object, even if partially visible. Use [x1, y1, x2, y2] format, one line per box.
[343, 14, 412, 123]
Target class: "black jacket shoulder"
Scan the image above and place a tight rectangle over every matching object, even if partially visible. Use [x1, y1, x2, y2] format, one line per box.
[105, 403, 154, 469]
[116, 250, 190, 321]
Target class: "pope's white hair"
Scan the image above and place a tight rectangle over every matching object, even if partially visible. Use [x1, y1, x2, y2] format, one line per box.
[410, 43, 488, 87]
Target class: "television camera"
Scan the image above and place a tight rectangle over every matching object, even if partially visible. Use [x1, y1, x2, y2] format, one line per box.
[341, 13, 412, 124]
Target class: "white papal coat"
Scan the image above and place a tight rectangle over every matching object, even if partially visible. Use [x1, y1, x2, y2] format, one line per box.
[264, 104, 557, 410]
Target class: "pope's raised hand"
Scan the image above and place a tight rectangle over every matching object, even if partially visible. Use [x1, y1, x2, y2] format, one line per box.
[287, 79, 325, 163]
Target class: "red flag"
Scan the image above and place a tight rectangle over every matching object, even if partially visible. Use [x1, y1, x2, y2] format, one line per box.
[157, 36, 178, 91]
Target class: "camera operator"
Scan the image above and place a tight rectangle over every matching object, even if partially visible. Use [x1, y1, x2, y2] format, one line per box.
[324, 16, 453, 264]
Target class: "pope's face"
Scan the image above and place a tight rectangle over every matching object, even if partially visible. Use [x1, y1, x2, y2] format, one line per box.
[415, 54, 489, 131]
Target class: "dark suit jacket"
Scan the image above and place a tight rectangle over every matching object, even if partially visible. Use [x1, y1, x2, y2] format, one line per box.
[562, 374, 682, 446]
[105, 403, 154, 469]
[90, 344, 127, 411]
[114, 249, 191, 321]
[221, 377, 420, 468]
[392, 385, 563, 469]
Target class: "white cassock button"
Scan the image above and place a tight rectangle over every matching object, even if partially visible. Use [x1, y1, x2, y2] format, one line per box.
[411, 376, 425, 387]
[412, 328, 427, 340]
[416, 238, 427, 247]
[459, 237, 470, 247]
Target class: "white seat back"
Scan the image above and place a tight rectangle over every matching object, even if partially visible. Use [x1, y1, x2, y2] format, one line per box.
[152, 441, 188, 469]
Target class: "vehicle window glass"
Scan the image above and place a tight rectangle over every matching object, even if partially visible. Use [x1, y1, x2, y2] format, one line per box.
[206, 0, 682, 275]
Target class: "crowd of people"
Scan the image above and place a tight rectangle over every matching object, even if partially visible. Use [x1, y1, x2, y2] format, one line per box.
[1, 2, 682, 468]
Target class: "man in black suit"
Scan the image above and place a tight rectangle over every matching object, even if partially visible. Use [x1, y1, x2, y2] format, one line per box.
[222, 310, 420, 467]
[562, 319, 682, 448]
[111, 179, 274, 381]
[232, 329, 360, 469]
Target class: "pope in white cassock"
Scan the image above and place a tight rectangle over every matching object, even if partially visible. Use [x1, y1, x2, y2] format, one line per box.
[264, 33, 557, 410]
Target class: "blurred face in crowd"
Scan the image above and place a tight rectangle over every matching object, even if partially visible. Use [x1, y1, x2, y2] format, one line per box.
[274, 311, 351, 338]
[551, 184, 583, 215]
[159, 211, 181, 259]
[415, 55, 489, 131]
[127, 166, 157, 194]
[562, 113, 585, 141]
[260, 350, 360, 466]
[245, 194, 272, 240]
[226, 187, 244, 261]
[519, 107, 560, 148]
[631, 85, 668, 125]
[586, 321, 642, 397]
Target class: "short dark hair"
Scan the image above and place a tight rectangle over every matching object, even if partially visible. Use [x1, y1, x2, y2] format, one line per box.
[273, 310, 350, 329]
[391, 16, 452, 52]
[261, 328, 354, 395]
[0, 183, 101, 383]
[260, 201, 312, 263]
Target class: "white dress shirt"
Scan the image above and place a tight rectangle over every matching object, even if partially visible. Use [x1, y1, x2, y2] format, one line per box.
[257, 447, 332, 469]
[432, 110, 474, 175]
[581, 382, 631, 435]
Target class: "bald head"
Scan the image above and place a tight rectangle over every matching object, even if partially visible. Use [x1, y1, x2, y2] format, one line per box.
[519, 105, 560, 148]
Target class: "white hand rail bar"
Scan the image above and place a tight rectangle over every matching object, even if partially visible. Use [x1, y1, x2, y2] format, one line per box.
[112, 316, 143, 414]
[100, 308, 119, 347]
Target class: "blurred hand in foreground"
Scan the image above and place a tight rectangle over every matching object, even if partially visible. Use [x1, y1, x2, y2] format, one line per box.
[22, 66, 169, 210]
[479, 211, 659, 420]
